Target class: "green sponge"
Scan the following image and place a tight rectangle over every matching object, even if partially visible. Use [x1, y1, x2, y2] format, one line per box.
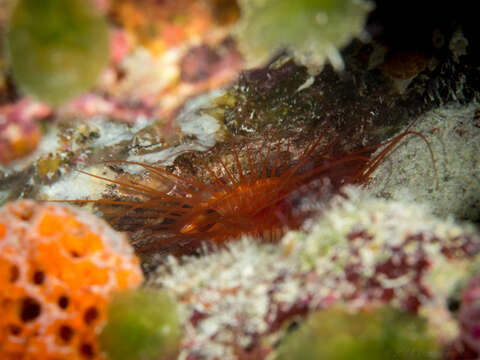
[6, 0, 109, 105]
[276, 307, 440, 360]
[235, 0, 373, 72]
[100, 289, 182, 360]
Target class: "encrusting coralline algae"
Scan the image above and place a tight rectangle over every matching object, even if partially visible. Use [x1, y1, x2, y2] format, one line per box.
[148, 187, 480, 359]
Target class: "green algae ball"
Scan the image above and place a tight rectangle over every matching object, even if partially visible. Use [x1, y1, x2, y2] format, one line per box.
[6, 0, 109, 106]
[276, 307, 440, 360]
[100, 289, 182, 360]
[235, 0, 373, 72]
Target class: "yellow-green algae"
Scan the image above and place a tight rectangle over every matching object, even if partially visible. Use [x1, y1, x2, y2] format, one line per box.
[276, 307, 441, 360]
[6, 0, 109, 105]
[235, 0, 373, 72]
[99, 289, 182, 360]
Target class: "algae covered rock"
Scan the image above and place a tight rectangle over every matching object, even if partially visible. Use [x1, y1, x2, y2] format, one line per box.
[148, 188, 479, 358]
[6, 0, 109, 105]
[276, 307, 441, 360]
[99, 289, 181, 360]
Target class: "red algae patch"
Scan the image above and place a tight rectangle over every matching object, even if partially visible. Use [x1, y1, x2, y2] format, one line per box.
[0, 200, 143, 360]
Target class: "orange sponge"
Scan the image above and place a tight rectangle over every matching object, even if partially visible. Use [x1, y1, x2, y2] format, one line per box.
[0, 200, 144, 360]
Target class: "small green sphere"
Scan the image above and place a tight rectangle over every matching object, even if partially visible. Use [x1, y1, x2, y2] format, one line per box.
[6, 0, 109, 105]
[276, 307, 441, 360]
[99, 289, 182, 360]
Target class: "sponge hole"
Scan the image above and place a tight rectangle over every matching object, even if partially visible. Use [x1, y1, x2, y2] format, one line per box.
[19, 297, 41, 322]
[8, 323, 22, 336]
[83, 306, 99, 325]
[10, 265, 20, 282]
[79, 343, 95, 358]
[58, 325, 74, 343]
[58, 296, 69, 310]
[32, 270, 45, 285]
